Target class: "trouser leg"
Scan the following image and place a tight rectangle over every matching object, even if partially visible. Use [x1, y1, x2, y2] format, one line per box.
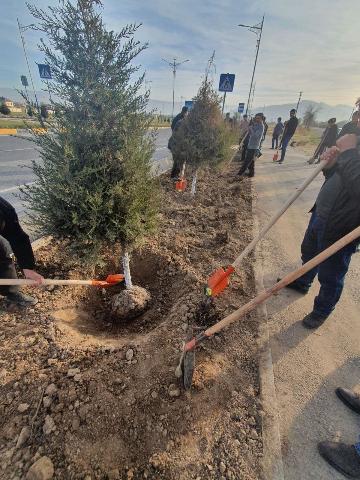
[171, 154, 181, 178]
[238, 149, 255, 176]
[280, 135, 290, 162]
[0, 236, 19, 296]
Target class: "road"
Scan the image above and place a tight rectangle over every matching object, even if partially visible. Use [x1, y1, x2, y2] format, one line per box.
[0, 128, 172, 218]
[255, 140, 360, 479]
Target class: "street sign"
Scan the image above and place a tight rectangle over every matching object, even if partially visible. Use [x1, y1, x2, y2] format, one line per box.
[20, 75, 28, 87]
[238, 103, 245, 113]
[37, 64, 52, 80]
[185, 100, 193, 110]
[219, 73, 235, 93]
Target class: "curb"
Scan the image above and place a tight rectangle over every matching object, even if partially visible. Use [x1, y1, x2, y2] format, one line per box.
[250, 183, 285, 480]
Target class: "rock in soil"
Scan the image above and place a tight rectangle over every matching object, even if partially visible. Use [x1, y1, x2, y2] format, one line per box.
[111, 285, 151, 321]
[26, 456, 54, 480]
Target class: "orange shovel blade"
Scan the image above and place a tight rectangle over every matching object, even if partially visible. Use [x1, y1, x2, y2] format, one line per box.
[175, 178, 187, 192]
[206, 266, 235, 297]
[273, 151, 279, 162]
[91, 274, 125, 287]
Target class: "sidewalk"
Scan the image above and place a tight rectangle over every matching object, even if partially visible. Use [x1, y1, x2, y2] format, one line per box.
[254, 141, 360, 479]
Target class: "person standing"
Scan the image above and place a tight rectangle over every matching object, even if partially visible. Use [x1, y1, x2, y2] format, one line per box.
[168, 106, 189, 178]
[237, 113, 264, 178]
[0, 196, 43, 306]
[309, 118, 338, 164]
[338, 110, 360, 138]
[278, 109, 299, 164]
[272, 117, 284, 149]
[239, 114, 249, 143]
[283, 134, 360, 329]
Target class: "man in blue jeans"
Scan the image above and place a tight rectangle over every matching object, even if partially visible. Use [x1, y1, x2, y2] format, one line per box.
[278, 108, 298, 164]
[285, 133, 360, 329]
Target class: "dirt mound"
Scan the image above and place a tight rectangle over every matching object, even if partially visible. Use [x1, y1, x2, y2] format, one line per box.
[111, 286, 151, 321]
[0, 163, 262, 480]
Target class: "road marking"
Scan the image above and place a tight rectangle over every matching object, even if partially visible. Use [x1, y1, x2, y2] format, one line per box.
[0, 182, 35, 194]
[0, 147, 36, 152]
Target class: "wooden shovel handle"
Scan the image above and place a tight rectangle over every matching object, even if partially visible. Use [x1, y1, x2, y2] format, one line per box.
[0, 279, 94, 286]
[206, 225, 360, 337]
[232, 160, 326, 269]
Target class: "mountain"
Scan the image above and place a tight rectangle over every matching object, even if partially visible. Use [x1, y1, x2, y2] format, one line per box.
[0, 86, 353, 122]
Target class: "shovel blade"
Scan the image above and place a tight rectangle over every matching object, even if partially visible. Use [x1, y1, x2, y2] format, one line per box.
[273, 151, 279, 162]
[175, 178, 187, 192]
[207, 267, 231, 297]
[105, 274, 125, 284]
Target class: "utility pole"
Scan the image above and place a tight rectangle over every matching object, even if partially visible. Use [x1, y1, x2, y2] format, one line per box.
[205, 50, 216, 82]
[296, 91, 303, 112]
[17, 18, 41, 115]
[238, 15, 265, 116]
[162, 57, 189, 118]
[249, 82, 256, 116]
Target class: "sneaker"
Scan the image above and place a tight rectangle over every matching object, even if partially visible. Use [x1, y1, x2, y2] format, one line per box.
[302, 311, 328, 329]
[318, 442, 360, 478]
[336, 388, 360, 415]
[6, 292, 38, 307]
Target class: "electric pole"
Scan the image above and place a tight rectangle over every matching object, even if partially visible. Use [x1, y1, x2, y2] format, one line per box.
[162, 57, 189, 118]
[17, 18, 41, 115]
[238, 15, 265, 116]
[296, 91, 303, 112]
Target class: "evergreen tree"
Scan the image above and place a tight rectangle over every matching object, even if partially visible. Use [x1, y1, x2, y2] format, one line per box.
[171, 78, 232, 193]
[40, 104, 49, 119]
[0, 102, 11, 115]
[22, 0, 159, 284]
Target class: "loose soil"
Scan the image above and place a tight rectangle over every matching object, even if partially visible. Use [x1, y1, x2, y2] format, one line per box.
[0, 162, 263, 480]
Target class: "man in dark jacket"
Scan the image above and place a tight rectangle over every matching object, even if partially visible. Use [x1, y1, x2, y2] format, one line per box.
[309, 117, 338, 164]
[171, 106, 188, 131]
[278, 109, 298, 163]
[0, 196, 43, 306]
[272, 117, 284, 149]
[285, 134, 360, 329]
[338, 110, 360, 138]
[168, 106, 189, 178]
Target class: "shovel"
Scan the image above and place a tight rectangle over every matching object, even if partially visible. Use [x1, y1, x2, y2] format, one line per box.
[206, 159, 327, 298]
[0, 274, 124, 288]
[177, 224, 360, 389]
[175, 162, 187, 192]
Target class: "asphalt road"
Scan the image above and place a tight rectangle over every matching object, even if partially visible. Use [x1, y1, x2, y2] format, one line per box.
[0, 128, 172, 219]
[255, 140, 360, 479]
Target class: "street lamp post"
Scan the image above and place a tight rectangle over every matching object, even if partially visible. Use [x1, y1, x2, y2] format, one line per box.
[238, 16, 265, 116]
[162, 57, 189, 118]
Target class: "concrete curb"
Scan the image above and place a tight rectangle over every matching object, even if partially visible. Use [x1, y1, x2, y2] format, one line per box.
[250, 183, 285, 480]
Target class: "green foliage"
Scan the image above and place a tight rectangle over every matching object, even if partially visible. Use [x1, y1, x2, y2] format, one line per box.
[0, 103, 11, 115]
[172, 78, 233, 168]
[302, 105, 319, 129]
[22, 0, 160, 263]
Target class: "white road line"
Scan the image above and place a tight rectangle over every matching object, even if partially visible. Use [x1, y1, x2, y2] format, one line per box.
[0, 147, 35, 152]
[0, 182, 35, 194]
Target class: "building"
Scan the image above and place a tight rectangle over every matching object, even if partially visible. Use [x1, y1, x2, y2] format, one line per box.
[3, 99, 24, 114]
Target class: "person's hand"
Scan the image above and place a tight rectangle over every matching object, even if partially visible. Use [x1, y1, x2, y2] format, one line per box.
[320, 146, 339, 169]
[23, 269, 44, 286]
[336, 134, 358, 153]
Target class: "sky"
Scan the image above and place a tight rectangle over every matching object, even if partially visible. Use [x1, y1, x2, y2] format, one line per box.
[1, 0, 359, 110]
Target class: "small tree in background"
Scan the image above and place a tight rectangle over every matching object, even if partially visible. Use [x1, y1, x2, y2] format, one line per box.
[171, 78, 232, 194]
[40, 104, 49, 119]
[22, 0, 160, 287]
[0, 102, 11, 115]
[302, 105, 319, 129]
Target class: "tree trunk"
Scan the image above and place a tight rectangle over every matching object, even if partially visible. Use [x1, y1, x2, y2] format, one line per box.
[191, 170, 198, 196]
[122, 251, 133, 289]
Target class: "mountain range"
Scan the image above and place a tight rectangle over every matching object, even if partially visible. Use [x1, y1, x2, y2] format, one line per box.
[0, 87, 353, 123]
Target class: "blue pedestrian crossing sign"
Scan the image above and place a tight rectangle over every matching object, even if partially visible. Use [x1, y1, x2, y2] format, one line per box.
[37, 64, 52, 80]
[238, 103, 245, 113]
[219, 73, 235, 93]
[185, 100, 193, 110]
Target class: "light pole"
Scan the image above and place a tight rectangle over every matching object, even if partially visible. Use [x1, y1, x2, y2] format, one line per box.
[296, 91, 303, 113]
[238, 16, 265, 116]
[17, 18, 41, 115]
[162, 57, 189, 118]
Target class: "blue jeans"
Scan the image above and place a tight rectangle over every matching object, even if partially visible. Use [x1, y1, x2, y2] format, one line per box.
[280, 135, 292, 162]
[296, 213, 356, 317]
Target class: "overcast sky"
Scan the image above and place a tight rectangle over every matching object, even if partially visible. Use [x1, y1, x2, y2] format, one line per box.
[1, 0, 359, 108]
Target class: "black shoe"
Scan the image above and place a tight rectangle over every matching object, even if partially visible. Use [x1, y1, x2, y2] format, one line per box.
[279, 279, 309, 294]
[278, 161, 283, 164]
[336, 388, 360, 415]
[302, 311, 328, 329]
[318, 442, 360, 478]
[6, 292, 38, 307]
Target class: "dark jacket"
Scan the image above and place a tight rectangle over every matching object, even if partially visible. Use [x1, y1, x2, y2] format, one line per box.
[283, 116, 298, 138]
[338, 121, 360, 138]
[314, 149, 360, 246]
[0, 196, 35, 269]
[323, 124, 338, 147]
[273, 122, 284, 137]
[171, 113, 184, 131]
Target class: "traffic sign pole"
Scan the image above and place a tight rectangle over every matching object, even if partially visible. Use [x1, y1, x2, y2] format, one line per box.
[222, 92, 227, 114]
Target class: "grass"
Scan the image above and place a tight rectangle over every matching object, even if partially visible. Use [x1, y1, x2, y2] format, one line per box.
[292, 126, 322, 155]
[0, 118, 43, 129]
